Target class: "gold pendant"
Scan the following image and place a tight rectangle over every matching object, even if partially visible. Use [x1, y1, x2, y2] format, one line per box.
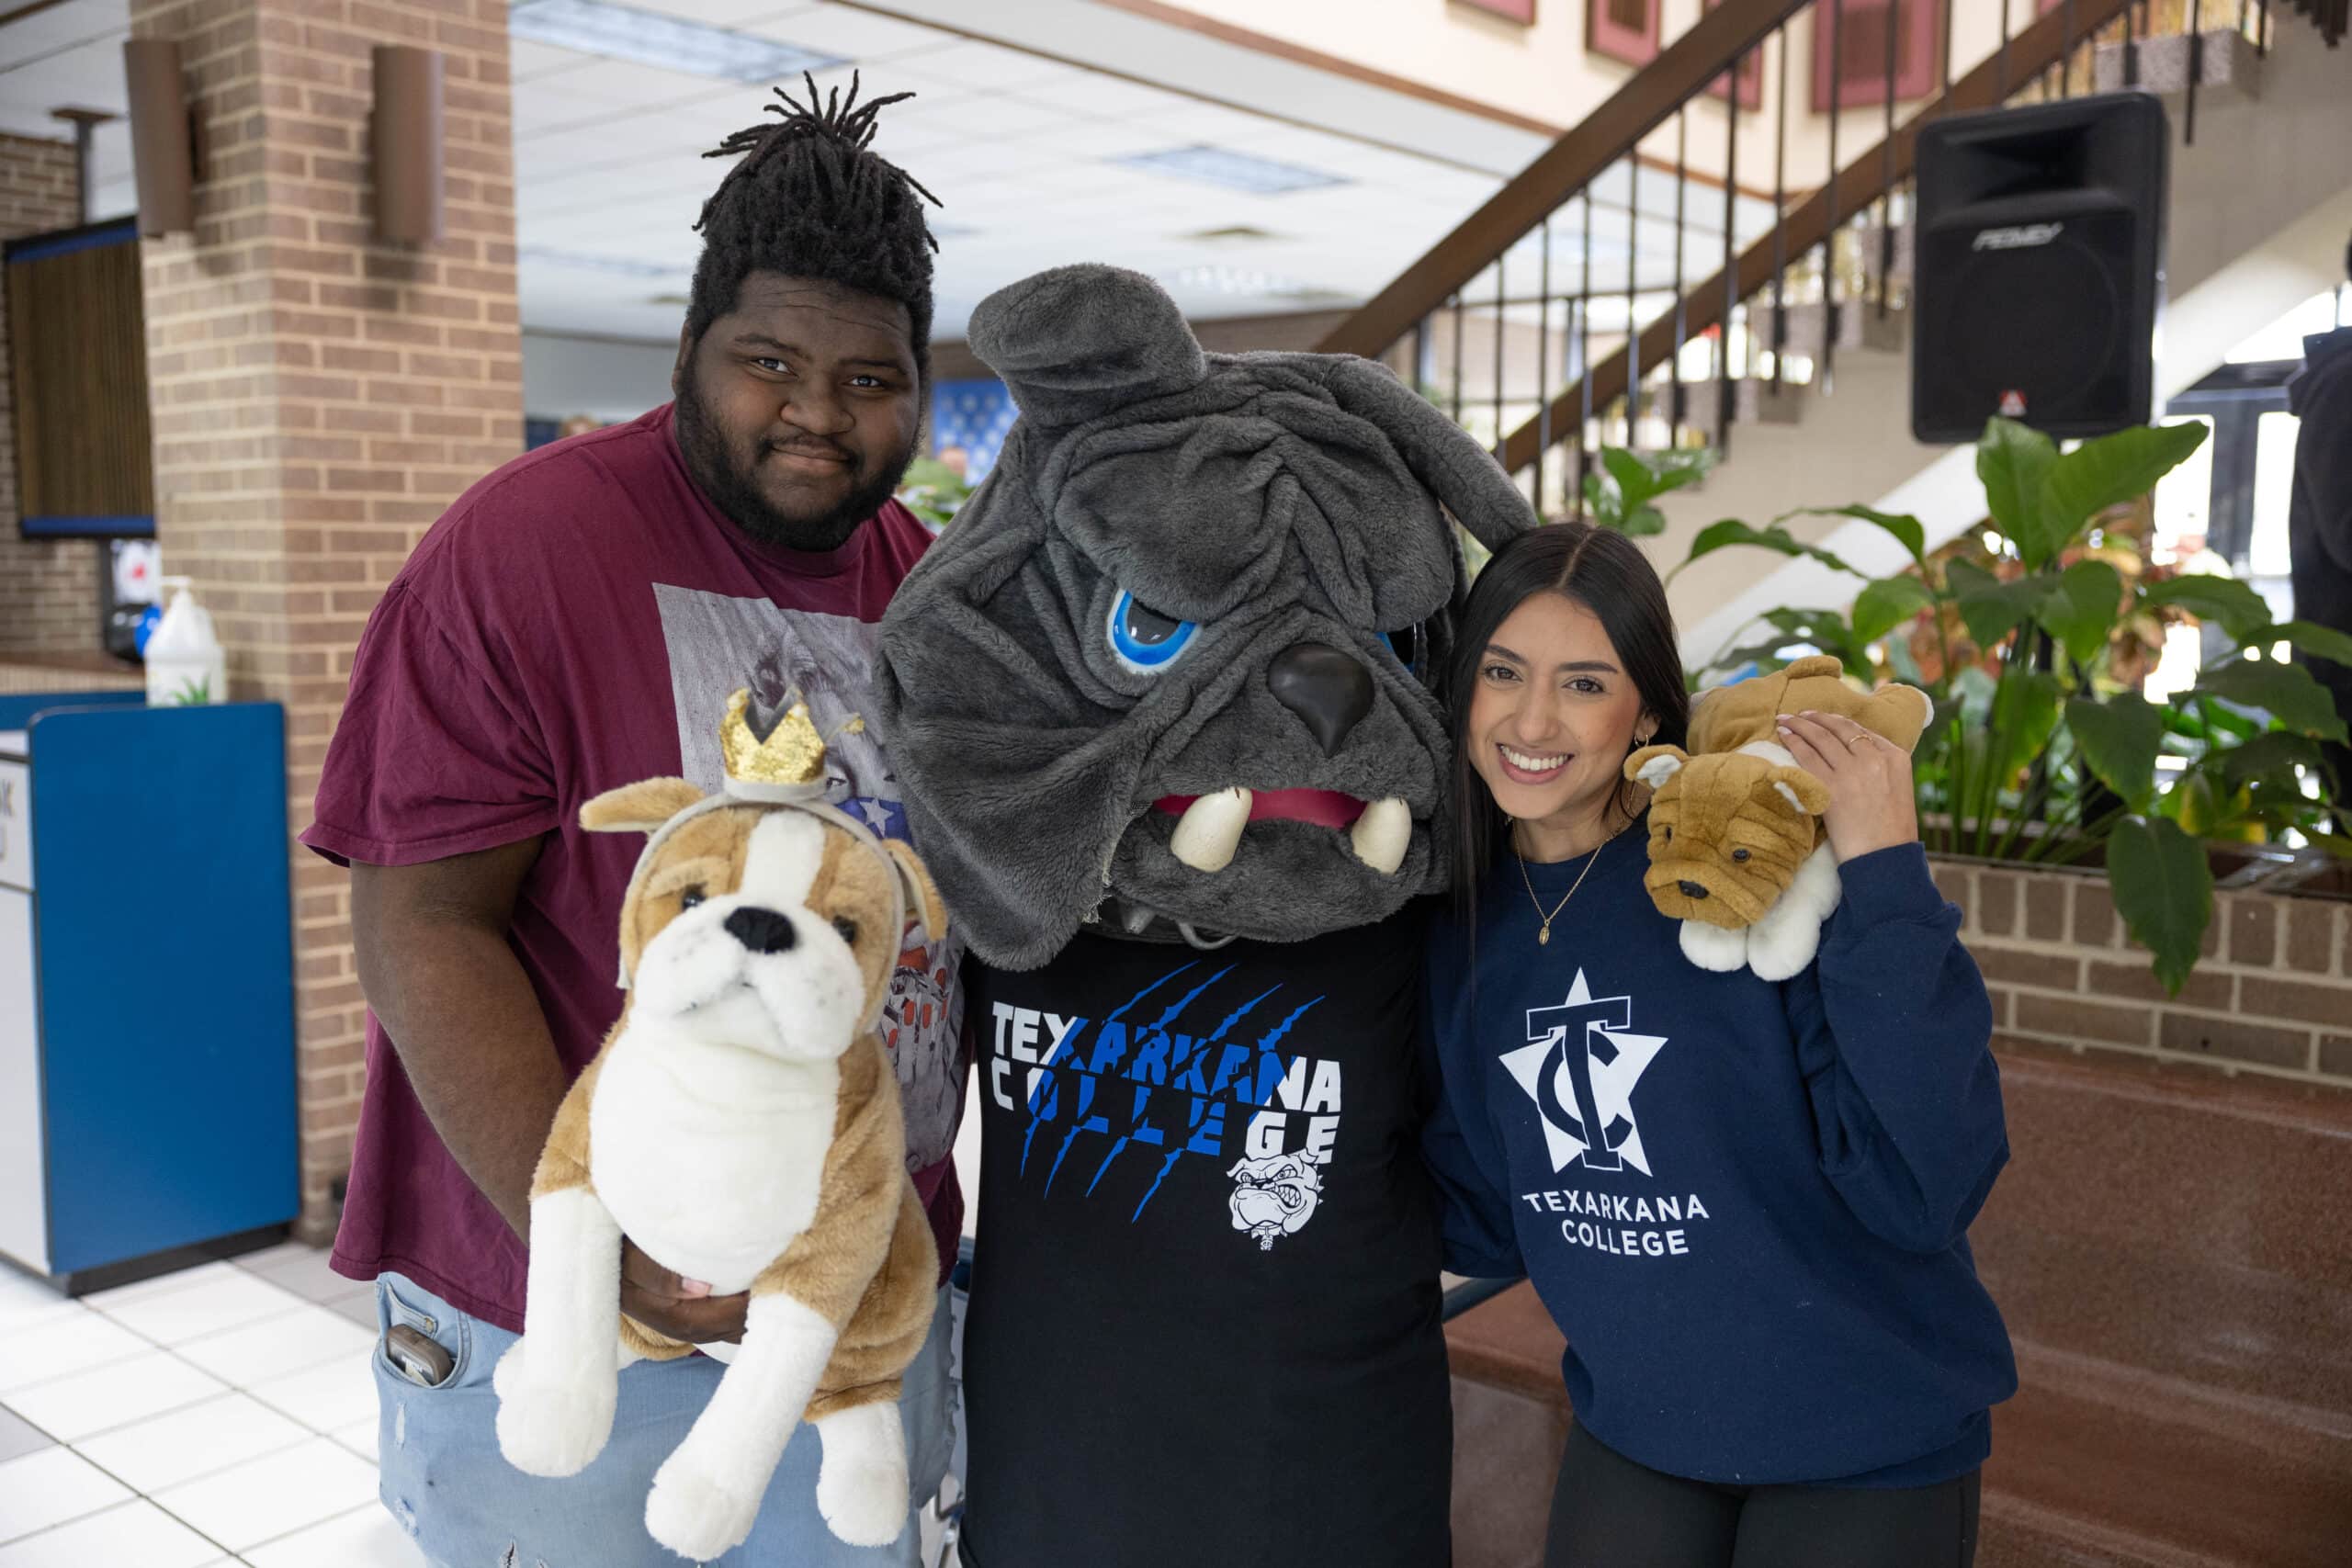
[1539, 925, 1551, 945]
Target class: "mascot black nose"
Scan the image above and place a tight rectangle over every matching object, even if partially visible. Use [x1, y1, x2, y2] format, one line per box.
[724, 907, 798, 954]
[1678, 880, 1711, 900]
[1269, 643, 1375, 758]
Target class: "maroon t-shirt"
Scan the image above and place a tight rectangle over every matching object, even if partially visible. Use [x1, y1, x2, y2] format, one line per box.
[302, 403, 967, 1331]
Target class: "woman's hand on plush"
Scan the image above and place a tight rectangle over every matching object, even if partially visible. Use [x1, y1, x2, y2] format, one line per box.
[1776, 709, 1919, 863]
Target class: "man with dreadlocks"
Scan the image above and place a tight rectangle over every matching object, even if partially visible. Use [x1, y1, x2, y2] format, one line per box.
[301, 79, 966, 1565]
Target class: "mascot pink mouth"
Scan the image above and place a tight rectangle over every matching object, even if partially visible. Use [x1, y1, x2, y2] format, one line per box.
[1151, 788, 1409, 877]
[1154, 789, 1366, 829]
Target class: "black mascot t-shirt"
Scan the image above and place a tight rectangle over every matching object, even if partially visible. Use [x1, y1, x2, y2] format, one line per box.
[959, 908, 1453, 1567]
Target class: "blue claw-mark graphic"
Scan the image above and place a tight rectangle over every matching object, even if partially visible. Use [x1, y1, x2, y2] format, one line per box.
[1042, 1071, 1102, 1195]
[1022, 968, 1189, 1175]
[1130, 1093, 1223, 1222]
[1085, 1133, 1131, 1195]
[1257, 996, 1319, 1055]
[1081, 966, 1235, 1192]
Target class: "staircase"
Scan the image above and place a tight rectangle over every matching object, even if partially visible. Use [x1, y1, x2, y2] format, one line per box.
[1315, 0, 2352, 661]
[1329, 6, 2352, 1564]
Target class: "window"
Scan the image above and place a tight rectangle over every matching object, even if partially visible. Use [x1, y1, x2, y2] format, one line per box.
[1587, 0, 1658, 65]
[1459, 0, 1538, 21]
[1812, 0, 1941, 111]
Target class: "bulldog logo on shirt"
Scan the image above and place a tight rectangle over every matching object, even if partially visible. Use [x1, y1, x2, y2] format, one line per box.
[1501, 970, 1668, 1177]
[1227, 1150, 1326, 1249]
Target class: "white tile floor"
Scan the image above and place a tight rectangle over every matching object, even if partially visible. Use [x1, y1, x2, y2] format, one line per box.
[0, 1245, 419, 1567]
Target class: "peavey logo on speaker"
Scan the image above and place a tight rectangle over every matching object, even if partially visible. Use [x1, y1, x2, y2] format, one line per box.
[1972, 222, 2064, 253]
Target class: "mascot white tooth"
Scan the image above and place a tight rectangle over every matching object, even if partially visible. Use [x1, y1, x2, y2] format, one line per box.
[493, 690, 945, 1562]
[874, 264, 1534, 1567]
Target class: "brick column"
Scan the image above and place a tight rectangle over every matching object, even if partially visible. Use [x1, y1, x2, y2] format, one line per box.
[0, 131, 102, 656]
[130, 0, 523, 1237]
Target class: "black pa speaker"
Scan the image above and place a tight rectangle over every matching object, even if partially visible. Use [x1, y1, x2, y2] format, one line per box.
[1911, 93, 2168, 443]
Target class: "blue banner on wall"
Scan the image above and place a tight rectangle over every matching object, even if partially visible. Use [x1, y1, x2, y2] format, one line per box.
[932, 378, 1017, 482]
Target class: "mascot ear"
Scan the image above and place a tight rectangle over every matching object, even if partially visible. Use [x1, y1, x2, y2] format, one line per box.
[1626, 744, 1690, 789]
[967, 264, 1207, 426]
[1759, 766, 1831, 818]
[1314, 355, 1536, 554]
[884, 837, 949, 945]
[581, 778, 706, 834]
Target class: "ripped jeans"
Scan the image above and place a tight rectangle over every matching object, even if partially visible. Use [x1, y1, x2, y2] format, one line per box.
[369, 1273, 955, 1567]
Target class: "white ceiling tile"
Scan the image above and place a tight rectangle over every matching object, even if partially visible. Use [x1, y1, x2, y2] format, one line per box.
[1125, 101, 1287, 145]
[883, 37, 1079, 92]
[514, 57, 741, 110]
[0, 0, 127, 67]
[1022, 72, 1193, 121]
[0, 39, 129, 117]
[508, 39, 598, 81]
[755, 3, 952, 61]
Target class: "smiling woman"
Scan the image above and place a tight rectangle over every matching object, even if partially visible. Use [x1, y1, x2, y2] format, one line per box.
[1441, 521, 1690, 915]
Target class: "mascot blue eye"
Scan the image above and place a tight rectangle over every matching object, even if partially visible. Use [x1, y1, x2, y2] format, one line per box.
[1108, 590, 1197, 674]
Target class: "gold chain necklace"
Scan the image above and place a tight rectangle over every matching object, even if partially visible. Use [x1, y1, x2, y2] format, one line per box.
[1516, 831, 1605, 947]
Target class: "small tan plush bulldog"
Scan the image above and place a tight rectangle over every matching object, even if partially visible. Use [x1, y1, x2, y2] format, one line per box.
[1625, 656, 1930, 981]
[493, 689, 943, 1563]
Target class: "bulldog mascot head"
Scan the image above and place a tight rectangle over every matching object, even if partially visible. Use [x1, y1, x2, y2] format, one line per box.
[875, 264, 1532, 967]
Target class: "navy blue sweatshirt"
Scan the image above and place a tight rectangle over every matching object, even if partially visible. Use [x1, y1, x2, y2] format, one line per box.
[1423, 829, 2017, 1487]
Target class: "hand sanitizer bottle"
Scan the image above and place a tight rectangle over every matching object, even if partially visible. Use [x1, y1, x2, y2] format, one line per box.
[144, 577, 227, 707]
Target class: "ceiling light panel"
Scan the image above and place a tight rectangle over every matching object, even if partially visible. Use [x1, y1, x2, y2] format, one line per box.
[1113, 145, 1349, 197]
[508, 0, 845, 84]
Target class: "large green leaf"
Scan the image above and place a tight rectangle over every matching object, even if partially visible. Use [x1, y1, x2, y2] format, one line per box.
[2140, 575, 2274, 641]
[1776, 504, 1929, 569]
[2213, 731, 2324, 791]
[1683, 519, 1862, 577]
[1945, 558, 2051, 649]
[1976, 418, 2059, 564]
[2036, 558, 2126, 665]
[2065, 694, 2165, 809]
[1851, 574, 1937, 644]
[2262, 619, 2352, 668]
[2106, 816, 2213, 996]
[2193, 657, 2352, 741]
[1987, 671, 2064, 780]
[2038, 422, 2211, 566]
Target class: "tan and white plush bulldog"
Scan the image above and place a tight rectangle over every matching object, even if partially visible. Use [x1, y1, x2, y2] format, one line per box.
[493, 689, 944, 1563]
[1625, 656, 1930, 981]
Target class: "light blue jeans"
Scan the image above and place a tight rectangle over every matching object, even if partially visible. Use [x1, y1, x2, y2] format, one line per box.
[369, 1272, 955, 1567]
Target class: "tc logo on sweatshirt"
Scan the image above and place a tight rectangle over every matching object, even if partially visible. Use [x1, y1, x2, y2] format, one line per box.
[1501, 970, 1668, 1176]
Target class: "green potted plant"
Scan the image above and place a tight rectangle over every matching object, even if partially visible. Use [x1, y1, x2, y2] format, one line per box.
[1599, 423, 2350, 993]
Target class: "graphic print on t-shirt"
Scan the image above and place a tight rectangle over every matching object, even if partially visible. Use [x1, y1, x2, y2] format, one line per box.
[983, 960, 1344, 1249]
[1504, 968, 1717, 1261]
[1501, 968, 1668, 1175]
[655, 582, 966, 1172]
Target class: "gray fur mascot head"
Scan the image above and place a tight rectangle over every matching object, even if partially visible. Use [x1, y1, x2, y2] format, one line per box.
[875, 265, 1532, 969]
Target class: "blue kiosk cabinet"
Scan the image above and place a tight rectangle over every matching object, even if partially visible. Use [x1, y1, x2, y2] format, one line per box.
[0, 693, 299, 1291]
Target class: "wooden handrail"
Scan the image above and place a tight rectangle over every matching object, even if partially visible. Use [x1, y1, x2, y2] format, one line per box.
[1495, 0, 2132, 476]
[1314, 0, 1808, 359]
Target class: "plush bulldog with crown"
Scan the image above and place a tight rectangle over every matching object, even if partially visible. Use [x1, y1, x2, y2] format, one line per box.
[875, 264, 1535, 1567]
[493, 690, 944, 1563]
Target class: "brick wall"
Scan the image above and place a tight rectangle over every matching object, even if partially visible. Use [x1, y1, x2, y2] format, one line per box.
[0, 131, 102, 656]
[130, 0, 521, 1236]
[1933, 858, 2352, 1089]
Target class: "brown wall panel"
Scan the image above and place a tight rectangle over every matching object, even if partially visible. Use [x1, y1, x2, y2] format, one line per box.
[6, 232, 155, 522]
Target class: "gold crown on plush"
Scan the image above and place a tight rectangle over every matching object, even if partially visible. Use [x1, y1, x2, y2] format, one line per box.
[718, 686, 863, 800]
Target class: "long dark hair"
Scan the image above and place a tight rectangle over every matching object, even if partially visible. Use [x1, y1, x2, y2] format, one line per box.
[1442, 521, 1690, 928]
